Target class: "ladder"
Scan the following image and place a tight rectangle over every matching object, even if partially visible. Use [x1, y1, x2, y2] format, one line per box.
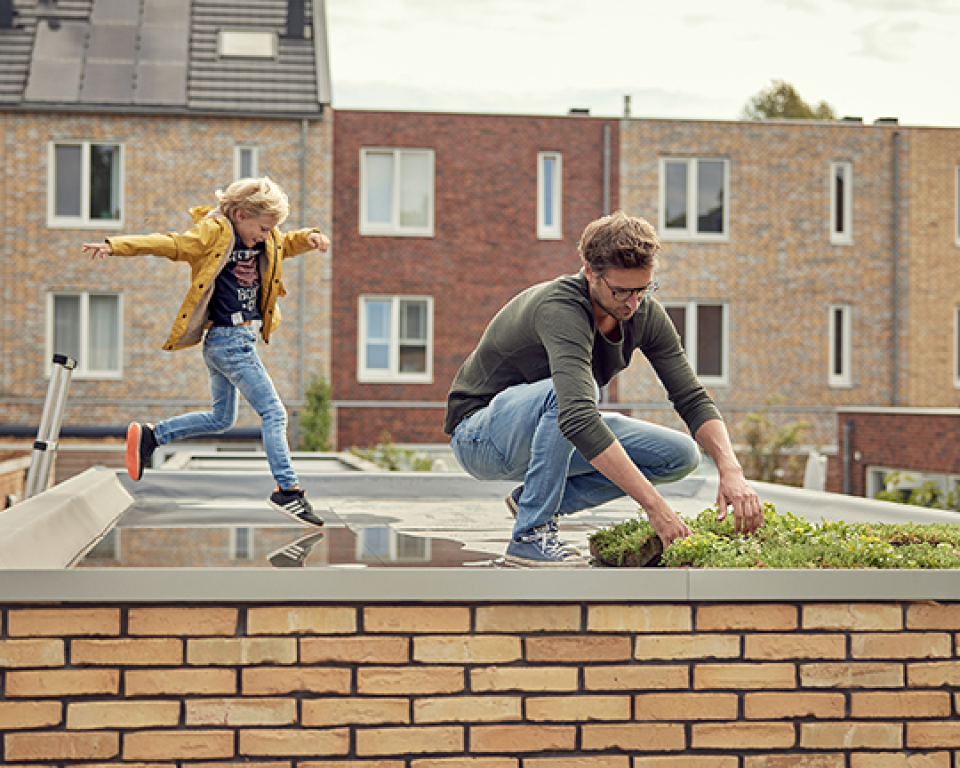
[23, 354, 77, 500]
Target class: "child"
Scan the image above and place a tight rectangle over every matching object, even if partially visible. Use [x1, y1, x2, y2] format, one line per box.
[82, 177, 329, 527]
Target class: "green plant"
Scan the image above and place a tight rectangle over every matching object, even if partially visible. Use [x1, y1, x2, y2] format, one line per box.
[350, 431, 433, 472]
[298, 375, 333, 451]
[740, 398, 808, 485]
[874, 471, 960, 512]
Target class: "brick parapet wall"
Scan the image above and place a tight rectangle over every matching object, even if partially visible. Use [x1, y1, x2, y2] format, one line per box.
[3, 600, 960, 764]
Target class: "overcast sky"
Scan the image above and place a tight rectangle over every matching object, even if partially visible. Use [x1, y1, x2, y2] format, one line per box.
[324, 0, 957, 127]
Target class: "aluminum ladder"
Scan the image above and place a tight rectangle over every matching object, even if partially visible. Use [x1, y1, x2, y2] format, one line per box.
[23, 354, 77, 500]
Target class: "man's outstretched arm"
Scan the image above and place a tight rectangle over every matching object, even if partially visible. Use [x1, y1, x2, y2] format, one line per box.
[694, 418, 764, 534]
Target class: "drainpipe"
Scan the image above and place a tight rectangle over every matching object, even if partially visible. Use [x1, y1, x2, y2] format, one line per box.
[602, 123, 611, 216]
[842, 420, 854, 495]
[891, 131, 901, 406]
[292, 118, 309, 448]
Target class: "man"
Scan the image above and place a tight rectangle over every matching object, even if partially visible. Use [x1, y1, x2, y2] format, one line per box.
[443, 211, 762, 567]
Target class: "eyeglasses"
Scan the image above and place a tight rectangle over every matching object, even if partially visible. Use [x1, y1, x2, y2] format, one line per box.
[601, 274, 660, 302]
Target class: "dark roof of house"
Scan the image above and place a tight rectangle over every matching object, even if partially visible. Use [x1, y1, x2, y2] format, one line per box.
[0, 0, 331, 115]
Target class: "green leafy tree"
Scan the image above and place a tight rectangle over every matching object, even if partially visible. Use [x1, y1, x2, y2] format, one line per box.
[298, 375, 333, 451]
[740, 398, 808, 485]
[741, 79, 836, 121]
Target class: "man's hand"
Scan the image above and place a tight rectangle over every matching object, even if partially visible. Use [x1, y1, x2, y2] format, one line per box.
[716, 469, 764, 534]
[82, 241, 113, 259]
[307, 231, 330, 252]
[644, 498, 692, 548]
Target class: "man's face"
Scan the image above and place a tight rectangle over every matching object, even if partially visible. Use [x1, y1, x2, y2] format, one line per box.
[587, 265, 656, 322]
[234, 211, 280, 248]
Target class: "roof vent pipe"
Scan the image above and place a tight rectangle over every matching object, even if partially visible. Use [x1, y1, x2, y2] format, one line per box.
[287, 0, 306, 38]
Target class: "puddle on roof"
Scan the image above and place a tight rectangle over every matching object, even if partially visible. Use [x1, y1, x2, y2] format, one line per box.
[74, 523, 501, 569]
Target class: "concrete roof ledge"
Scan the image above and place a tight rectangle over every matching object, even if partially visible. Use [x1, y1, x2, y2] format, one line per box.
[0, 467, 132, 569]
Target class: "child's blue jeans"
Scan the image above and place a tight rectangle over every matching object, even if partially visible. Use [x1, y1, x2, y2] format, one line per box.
[152, 325, 298, 490]
[450, 378, 700, 539]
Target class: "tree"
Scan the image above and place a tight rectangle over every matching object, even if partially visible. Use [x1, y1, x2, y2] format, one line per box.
[740, 79, 836, 121]
[298, 375, 333, 451]
[739, 398, 808, 485]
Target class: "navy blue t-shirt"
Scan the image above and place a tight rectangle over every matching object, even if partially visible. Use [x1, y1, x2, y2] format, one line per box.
[209, 242, 263, 327]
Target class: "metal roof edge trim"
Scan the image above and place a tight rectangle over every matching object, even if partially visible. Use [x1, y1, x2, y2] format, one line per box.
[1, 567, 958, 602]
[0, 103, 328, 119]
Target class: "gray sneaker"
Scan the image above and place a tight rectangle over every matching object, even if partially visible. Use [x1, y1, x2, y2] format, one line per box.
[504, 524, 588, 568]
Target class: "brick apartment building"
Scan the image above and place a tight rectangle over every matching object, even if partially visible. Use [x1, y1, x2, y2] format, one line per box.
[0, 0, 334, 440]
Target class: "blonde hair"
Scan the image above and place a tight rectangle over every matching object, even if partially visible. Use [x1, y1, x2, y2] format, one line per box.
[216, 176, 290, 225]
[578, 211, 660, 273]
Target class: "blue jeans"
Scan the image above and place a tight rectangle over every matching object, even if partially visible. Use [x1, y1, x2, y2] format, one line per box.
[152, 325, 298, 490]
[450, 378, 700, 538]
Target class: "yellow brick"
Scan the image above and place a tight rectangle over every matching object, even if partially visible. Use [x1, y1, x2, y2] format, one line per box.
[527, 759, 629, 768]
[6, 669, 119, 697]
[127, 607, 238, 636]
[908, 661, 960, 687]
[635, 692, 738, 721]
[851, 691, 951, 718]
[635, 634, 739, 660]
[744, 755, 845, 768]
[124, 730, 235, 760]
[800, 662, 904, 688]
[471, 666, 579, 692]
[411, 759, 517, 768]
[907, 722, 960, 748]
[238, 728, 350, 757]
[67, 700, 180, 730]
[356, 726, 463, 756]
[187, 638, 296, 666]
[8, 608, 119, 637]
[5, 731, 119, 761]
[414, 636, 520, 664]
[125, 667, 236, 696]
[745, 634, 845, 661]
[415, 696, 520, 723]
[470, 725, 576, 753]
[526, 695, 630, 722]
[584, 664, 689, 691]
[0, 701, 62, 730]
[301, 636, 409, 663]
[71, 638, 182, 666]
[580, 723, 685, 752]
[365, 606, 470, 633]
[359, 666, 464, 695]
[476, 605, 580, 632]
[308, 762, 405, 768]
[851, 632, 951, 659]
[697, 604, 797, 631]
[526, 635, 631, 662]
[247, 606, 356, 635]
[636, 759, 738, 768]
[850, 751, 951, 768]
[587, 605, 691, 633]
[743, 692, 844, 720]
[694, 663, 796, 690]
[693, 722, 796, 750]
[304, 697, 409, 727]
[803, 603, 902, 631]
[242, 666, 351, 695]
[0, 639, 64, 668]
[906, 602, 960, 629]
[185, 698, 297, 726]
[801, 721, 902, 749]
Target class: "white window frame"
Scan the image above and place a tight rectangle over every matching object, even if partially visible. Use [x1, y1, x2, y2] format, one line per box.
[828, 304, 853, 388]
[234, 145, 259, 180]
[357, 295, 433, 383]
[662, 301, 729, 387]
[537, 151, 562, 240]
[359, 148, 435, 237]
[659, 157, 729, 242]
[47, 140, 124, 229]
[830, 161, 853, 244]
[218, 29, 277, 58]
[46, 291, 123, 379]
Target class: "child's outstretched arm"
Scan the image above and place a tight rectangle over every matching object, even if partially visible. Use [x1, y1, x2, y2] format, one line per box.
[307, 231, 330, 252]
[82, 241, 114, 259]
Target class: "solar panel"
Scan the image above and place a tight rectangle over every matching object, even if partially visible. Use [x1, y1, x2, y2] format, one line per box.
[87, 24, 138, 61]
[31, 19, 87, 62]
[142, 0, 190, 25]
[134, 62, 187, 105]
[138, 24, 189, 63]
[23, 20, 86, 103]
[80, 61, 135, 103]
[91, 0, 140, 24]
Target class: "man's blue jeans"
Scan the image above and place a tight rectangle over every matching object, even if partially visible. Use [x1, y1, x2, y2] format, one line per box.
[152, 325, 298, 490]
[450, 378, 700, 539]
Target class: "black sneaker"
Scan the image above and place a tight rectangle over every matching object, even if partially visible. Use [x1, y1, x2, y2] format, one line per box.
[269, 487, 325, 527]
[125, 422, 157, 482]
[268, 530, 325, 568]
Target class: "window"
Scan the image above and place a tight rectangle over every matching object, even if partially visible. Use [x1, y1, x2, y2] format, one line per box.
[356, 526, 430, 563]
[663, 302, 728, 385]
[48, 141, 123, 228]
[830, 162, 853, 244]
[828, 304, 852, 387]
[235, 146, 259, 179]
[47, 292, 122, 378]
[359, 148, 434, 236]
[537, 152, 562, 239]
[660, 158, 728, 240]
[358, 296, 433, 382]
[219, 29, 276, 58]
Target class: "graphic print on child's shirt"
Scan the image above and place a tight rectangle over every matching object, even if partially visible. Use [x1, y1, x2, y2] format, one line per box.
[210, 243, 264, 327]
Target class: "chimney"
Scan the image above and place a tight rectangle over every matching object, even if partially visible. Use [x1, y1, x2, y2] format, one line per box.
[0, 0, 14, 28]
[286, 0, 306, 38]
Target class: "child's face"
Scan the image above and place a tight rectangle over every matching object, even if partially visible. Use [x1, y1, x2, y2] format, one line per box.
[234, 211, 280, 248]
